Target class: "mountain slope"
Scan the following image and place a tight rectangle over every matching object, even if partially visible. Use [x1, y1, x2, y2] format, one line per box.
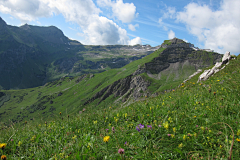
[0, 49, 239, 159]
[0, 38, 222, 125]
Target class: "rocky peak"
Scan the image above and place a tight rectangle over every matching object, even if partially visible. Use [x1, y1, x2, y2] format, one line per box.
[20, 24, 31, 30]
[170, 38, 185, 44]
[0, 17, 7, 26]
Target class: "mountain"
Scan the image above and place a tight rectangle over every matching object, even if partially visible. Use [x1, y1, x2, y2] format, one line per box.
[0, 37, 222, 125]
[0, 17, 157, 90]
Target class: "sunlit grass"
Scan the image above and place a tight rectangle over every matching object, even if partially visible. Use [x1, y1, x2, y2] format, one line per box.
[1, 56, 240, 159]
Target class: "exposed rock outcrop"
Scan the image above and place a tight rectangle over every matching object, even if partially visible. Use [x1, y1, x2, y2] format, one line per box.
[198, 51, 231, 82]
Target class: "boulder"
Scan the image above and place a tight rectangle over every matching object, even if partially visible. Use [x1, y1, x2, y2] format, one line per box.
[222, 51, 231, 64]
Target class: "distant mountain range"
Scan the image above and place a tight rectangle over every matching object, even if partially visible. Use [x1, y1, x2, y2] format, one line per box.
[0, 17, 158, 90]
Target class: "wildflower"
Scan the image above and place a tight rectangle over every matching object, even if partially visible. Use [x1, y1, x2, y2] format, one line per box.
[106, 129, 109, 132]
[125, 113, 127, 118]
[59, 112, 61, 115]
[118, 148, 125, 154]
[173, 127, 176, 133]
[194, 116, 197, 118]
[237, 130, 240, 136]
[236, 138, 240, 142]
[124, 141, 127, 145]
[72, 135, 77, 140]
[103, 136, 110, 142]
[18, 141, 22, 147]
[178, 143, 183, 148]
[11, 139, 13, 142]
[0, 143, 7, 149]
[1, 155, 6, 160]
[200, 126, 204, 131]
[219, 145, 222, 148]
[167, 134, 171, 137]
[138, 124, 144, 129]
[158, 125, 162, 127]
[196, 125, 198, 128]
[93, 120, 97, 124]
[193, 133, 197, 137]
[136, 127, 140, 132]
[147, 125, 152, 130]
[213, 92, 216, 95]
[112, 127, 115, 133]
[168, 117, 172, 123]
[171, 134, 175, 138]
[163, 122, 169, 129]
[183, 135, 187, 140]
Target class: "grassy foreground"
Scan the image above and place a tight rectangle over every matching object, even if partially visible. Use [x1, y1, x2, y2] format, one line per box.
[0, 55, 240, 159]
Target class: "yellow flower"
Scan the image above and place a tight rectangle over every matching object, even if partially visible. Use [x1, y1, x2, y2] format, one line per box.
[117, 113, 119, 117]
[171, 134, 175, 138]
[183, 135, 187, 140]
[125, 113, 127, 118]
[72, 135, 77, 140]
[173, 127, 176, 133]
[168, 117, 172, 123]
[163, 122, 169, 129]
[194, 116, 197, 118]
[103, 136, 110, 142]
[1, 155, 7, 160]
[18, 141, 22, 147]
[59, 112, 61, 115]
[236, 138, 240, 142]
[0, 143, 7, 149]
[193, 133, 197, 137]
[115, 118, 118, 123]
[200, 126, 204, 131]
[178, 143, 183, 148]
[93, 120, 97, 124]
[219, 145, 222, 148]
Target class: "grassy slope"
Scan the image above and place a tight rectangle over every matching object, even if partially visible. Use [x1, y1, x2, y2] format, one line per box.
[0, 55, 239, 159]
[0, 47, 166, 125]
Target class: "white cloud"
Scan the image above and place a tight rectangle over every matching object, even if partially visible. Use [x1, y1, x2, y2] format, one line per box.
[128, 37, 142, 46]
[97, 0, 137, 23]
[168, 30, 175, 39]
[0, 0, 138, 45]
[176, 0, 240, 54]
[128, 24, 139, 31]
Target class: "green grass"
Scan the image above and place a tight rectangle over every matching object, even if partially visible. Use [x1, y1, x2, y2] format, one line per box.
[0, 55, 240, 159]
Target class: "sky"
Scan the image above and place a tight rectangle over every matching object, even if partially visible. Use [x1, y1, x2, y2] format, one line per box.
[0, 0, 239, 55]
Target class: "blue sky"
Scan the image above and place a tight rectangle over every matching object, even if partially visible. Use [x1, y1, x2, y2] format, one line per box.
[0, 0, 239, 54]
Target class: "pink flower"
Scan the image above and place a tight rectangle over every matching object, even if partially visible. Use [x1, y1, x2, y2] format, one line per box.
[112, 126, 115, 133]
[118, 148, 124, 154]
[167, 134, 171, 137]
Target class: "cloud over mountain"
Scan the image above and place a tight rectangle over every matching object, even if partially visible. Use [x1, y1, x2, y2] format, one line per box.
[0, 0, 141, 45]
[176, 0, 240, 53]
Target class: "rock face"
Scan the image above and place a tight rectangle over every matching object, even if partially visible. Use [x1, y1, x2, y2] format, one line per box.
[84, 75, 150, 105]
[84, 38, 222, 105]
[198, 51, 231, 82]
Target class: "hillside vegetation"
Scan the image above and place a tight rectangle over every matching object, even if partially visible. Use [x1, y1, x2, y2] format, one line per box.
[0, 53, 239, 159]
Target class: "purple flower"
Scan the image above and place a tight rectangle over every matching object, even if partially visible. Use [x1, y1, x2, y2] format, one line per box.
[136, 127, 140, 132]
[118, 148, 125, 154]
[138, 124, 144, 129]
[106, 129, 109, 132]
[125, 141, 127, 145]
[11, 139, 13, 141]
[147, 125, 152, 130]
[196, 125, 198, 128]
